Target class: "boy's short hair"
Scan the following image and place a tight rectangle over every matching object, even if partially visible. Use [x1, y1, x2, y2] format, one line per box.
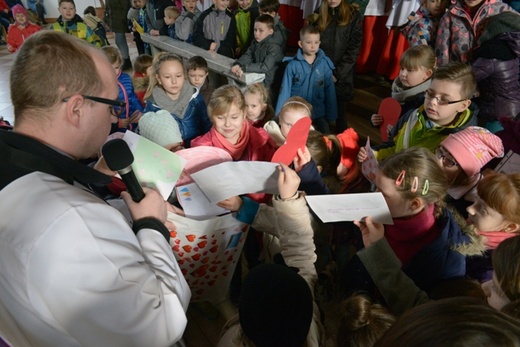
[299, 25, 319, 39]
[255, 14, 275, 30]
[400, 45, 435, 71]
[101, 46, 122, 67]
[259, 0, 280, 14]
[187, 56, 208, 72]
[83, 5, 96, 16]
[431, 62, 476, 100]
[134, 54, 153, 74]
[59, 0, 76, 7]
[164, 6, 180, 18]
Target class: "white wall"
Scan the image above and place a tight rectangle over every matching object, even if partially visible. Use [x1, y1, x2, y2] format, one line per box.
[23, 0, 104, 19]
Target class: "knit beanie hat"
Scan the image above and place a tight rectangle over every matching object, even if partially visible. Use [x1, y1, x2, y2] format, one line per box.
[175, 146, 232, 186]
[478, 12, 520, 45]
[138, 110, 182, 147]
[12, 4, 28, 23]
[441, 126, 504, 177]
[239, 264, 313, 347]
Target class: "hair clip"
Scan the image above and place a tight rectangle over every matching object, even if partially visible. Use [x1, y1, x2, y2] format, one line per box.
[411, 176, 419, 193]
[395, 170, 406, 187]
[283, 100, 312, 116]
[422, 179, 430, 196]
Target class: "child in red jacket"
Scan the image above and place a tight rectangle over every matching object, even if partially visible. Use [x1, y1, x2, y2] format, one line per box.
[7, 5, 41, 53]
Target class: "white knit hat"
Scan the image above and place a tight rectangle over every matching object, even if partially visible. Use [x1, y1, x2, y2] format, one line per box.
[138, 110, 182, 147]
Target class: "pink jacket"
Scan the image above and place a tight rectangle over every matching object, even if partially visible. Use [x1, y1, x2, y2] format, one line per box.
[191, 125, 276, 162]
[435, 0, 513, 65]
[7, 23, 41, 53]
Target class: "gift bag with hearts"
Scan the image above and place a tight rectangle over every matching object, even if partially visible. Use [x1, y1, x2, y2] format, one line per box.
[167, 212, 249, 302]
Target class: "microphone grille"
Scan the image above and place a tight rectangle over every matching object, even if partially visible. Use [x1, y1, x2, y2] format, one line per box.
[102, 139, 134, 171]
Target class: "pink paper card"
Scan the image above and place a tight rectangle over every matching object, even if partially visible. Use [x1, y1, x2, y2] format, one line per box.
[361, 136, 378, 184]
[378, 98, 401, 142]
[271, 117, 312, 165]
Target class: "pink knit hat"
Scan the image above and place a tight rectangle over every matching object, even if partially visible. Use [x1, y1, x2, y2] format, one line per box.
[441, 126, 504, 177]
[12, 5, 28, 21]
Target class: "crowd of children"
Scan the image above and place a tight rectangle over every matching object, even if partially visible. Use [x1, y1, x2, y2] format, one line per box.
[2, 0, 520, 345]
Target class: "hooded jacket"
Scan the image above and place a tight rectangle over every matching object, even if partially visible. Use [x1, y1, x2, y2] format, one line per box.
[50, 14, 102, 47]
[275, 48, 337, 122]
[435, 0, 513, 65]
[400, 4, 439, 47]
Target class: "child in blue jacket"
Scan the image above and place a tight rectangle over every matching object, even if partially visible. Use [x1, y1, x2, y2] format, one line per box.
[102, 46, 144, 133]
[275, 25, 337, 134]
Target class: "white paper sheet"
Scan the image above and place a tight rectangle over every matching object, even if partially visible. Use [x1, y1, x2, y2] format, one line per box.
[495, 150, 520, 174]
[176, 183, 229, 220]
[305, 192, 393, 224]
[190, 161, 280, 203]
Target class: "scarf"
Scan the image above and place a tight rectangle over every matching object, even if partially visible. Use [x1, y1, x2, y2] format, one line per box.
[391, 78, 431, 104]
[211, 121, 250, 160]
[479, 230, 517, 250]
[152, 83, 194, 119]
[385, 204, 440, 267]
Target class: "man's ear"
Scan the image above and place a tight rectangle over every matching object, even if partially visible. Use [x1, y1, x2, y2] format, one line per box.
[63, 94, 84, 129]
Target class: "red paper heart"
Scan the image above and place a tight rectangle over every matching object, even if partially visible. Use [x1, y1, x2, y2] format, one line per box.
[198, 241, 207, 248]
[186, 234, 196, 242]
[178, 252, 184, 257]
[211, 239, 217, 245]
[201, 257, 209, 264]
[210, 265, 217, 272]
[378, 97, 401, 142]
[170, 231, 177, 238]
[208, 280, 216, 286]
[209, 245, 218, 253]
[173, 244, 180, 252]
[183, 245, 192, 253]
[271, 117, 312, 165]
[192, 253, 201, 261]
[199, 235, 207, 239]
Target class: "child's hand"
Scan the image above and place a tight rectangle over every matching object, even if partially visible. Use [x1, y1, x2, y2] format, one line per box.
[93, 156, 117, 176]
[293, 146, 311, 173]
[209, 42, 217, 52]
[386, 124, 393, 136]
[354, 216, 384, 248]
[217, 196, 243, 211]
[129, 110, 142, 124]
[278, 163, 300, 200]
[150, 29, 160, 36]
[357, 147, 368, 163]
[371, 113, 383, 126]
[231, 65, 243, 77]
[332, 75, 337, 83]
[119, 118, 131, 129]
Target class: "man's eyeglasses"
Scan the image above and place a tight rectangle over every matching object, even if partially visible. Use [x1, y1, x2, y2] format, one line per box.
[424, 90, 466, 106]
[435, 146, 459, 168]
[62, 95, 126, 117]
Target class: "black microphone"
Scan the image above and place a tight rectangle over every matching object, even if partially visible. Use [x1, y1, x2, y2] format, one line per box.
[102, 139, 145, 202]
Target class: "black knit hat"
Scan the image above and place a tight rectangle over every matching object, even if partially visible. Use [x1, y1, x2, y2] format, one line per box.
[239, 264, 314, 347]
[478, 12, 520, 44]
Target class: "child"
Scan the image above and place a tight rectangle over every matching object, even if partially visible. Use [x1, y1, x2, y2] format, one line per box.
[472, 12, 520, 131]
[352, 147, 470, 297]
[102, 46, 144, 133]
[358, 62, 477, 162]
[243, 83, 274, 128]
[435, 0, 514, 66]
[193, 0, 237, 58]
[264, 96, 313, 147]
[465, 173, 520, 283]
[437, 126, 504, 217]
[313, 0, 362, 132]
[0, 0, 9, 46]
[159, 5, 180, 39]
[400, 0, 448, 47]
[336, 294, 395, 347]
[275, 25, 337, 135]
[6, 5, 40, 53]
[127, 0, 146, 55]
[186, 55, 213, 106]
[234, 0, 259, 56]
[258, 0, 287, 50]
[83, 5, 109, 46]
[132, 0, 172, 36]
[132, 53, 153, 107]
[371, 45, 435, 128]
[191, 84, 276, 161]
[231, 14, 284, 89]
[175, 0, 200, 43]
[144, 52, 212, 146]
[50, 0, 102, 47]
